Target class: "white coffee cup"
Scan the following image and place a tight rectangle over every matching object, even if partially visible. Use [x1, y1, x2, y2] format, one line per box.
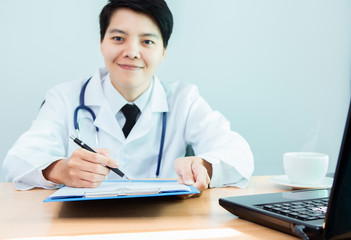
[283, 152, 329, 185]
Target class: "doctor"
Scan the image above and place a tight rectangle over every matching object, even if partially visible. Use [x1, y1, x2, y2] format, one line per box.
[2, 0, 254, 193]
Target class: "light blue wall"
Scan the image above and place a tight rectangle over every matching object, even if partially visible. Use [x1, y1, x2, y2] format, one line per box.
[1, 0, 350, 180]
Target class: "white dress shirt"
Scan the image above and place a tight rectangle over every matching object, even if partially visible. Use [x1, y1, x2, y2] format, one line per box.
[103, 73, 153, 129]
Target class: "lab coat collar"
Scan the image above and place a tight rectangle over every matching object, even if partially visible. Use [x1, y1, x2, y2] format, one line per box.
[83, 68, 169, 142]
[85, 68, 124, 142]
[84, 69, 169, 113]
[84, 68, 107, 107]
[149, 75, 169, 113]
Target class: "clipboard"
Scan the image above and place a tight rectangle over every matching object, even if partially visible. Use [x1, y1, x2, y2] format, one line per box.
[44, 180, 199, 202]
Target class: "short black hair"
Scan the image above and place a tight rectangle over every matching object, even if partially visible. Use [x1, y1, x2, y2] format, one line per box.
[99, 0, 173, 48]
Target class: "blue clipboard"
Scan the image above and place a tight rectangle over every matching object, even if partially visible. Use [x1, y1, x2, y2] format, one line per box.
[44, 180, 199, 202]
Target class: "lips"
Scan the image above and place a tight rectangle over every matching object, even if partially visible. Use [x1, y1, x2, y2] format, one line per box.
[118, 63, 144, 71]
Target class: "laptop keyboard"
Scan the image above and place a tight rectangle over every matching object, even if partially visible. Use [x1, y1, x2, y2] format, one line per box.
[256, 198, 328, 221]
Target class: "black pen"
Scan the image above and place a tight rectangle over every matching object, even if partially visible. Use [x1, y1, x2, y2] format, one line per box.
[70, 135, 130, 180]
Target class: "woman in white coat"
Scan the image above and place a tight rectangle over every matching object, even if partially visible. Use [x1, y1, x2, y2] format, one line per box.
[2, 0, 254, 193]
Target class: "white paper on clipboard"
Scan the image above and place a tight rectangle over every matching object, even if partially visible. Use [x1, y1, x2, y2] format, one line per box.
[46, 180, 193, 200]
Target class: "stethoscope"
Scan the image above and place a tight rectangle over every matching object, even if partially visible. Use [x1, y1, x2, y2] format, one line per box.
[73, 77, 167, 177]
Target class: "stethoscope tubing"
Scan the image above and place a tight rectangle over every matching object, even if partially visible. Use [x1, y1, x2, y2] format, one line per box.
[156, 112, 167, 177]
[73, 77, 166, 177]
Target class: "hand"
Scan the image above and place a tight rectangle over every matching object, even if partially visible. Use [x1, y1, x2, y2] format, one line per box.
[174, 156, 212, 197]
[43, 148, 118, 188]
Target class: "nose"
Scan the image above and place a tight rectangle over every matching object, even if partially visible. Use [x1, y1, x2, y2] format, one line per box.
[122, 40, 141, 59]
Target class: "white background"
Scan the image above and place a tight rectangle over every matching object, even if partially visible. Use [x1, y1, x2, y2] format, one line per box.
[1, 0, 350, 180]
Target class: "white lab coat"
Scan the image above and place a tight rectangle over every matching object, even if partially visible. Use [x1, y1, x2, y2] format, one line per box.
[2, 68, 254, 190]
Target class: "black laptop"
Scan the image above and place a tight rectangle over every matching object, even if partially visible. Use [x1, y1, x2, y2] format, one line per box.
[219, 102, 351, 240]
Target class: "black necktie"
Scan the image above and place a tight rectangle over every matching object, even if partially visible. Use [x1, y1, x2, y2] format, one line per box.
[121, 104, 140, 137]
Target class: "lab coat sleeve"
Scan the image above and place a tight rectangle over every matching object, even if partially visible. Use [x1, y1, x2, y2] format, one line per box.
[183, 85, 254, 188]
[2, 84, 71, 190]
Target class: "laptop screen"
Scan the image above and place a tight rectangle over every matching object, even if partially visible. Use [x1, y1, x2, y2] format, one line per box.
[324, 101, 351, 239]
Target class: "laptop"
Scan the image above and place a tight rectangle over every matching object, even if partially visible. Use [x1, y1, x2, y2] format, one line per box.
[219, 102, 351, 240]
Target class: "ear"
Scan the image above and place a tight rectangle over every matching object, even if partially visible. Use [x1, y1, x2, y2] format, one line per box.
[161, 48, 167, 61]
[100, 41, 103, 54]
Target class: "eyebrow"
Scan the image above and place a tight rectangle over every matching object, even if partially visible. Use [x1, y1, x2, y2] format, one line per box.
[108, 28, 160, 39]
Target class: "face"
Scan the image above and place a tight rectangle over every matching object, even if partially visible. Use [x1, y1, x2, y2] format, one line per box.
[100, 8, 166, 101]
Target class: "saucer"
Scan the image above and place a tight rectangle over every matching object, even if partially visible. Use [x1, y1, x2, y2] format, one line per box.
[270, 175, 333, 189]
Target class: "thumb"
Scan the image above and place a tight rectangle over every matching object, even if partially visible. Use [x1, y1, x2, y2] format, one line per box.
[183, 168, 195, 185]
[175, 158, 195, 185]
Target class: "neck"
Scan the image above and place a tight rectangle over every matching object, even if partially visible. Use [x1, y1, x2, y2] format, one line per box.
[110, 80, 151, 102]
[119, 89, 143, 102]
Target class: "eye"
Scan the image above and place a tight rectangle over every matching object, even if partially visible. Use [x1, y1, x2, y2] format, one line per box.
[112, 36, 124, 42]
[143, 40, 154, 45]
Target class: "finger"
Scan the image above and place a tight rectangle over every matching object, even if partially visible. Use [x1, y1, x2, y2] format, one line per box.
[95, 153, 118, 168]
[66, 178, 103, 188]
[183, 168, 195, 186]
[63, 168, 106, 188]
[177, 175, 184, 184]
[193, 173, 209, 192]
[79, 171, 107, 184]
[77, 149, 118, 168]
[177, 192, 202, 200]
[177, 193, 192, 200]
[80, 161, 110, 176]
[95, 148, 110, 156]
[175, 158, 195, 185]
[193, 166, 210, 192]
[69, 153, 110, 176]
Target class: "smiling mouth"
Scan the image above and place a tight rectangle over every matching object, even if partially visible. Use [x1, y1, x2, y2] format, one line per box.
[118, 64, 144, 71]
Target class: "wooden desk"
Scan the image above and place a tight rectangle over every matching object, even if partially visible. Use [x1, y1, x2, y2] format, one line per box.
[0, 176, 298, 239]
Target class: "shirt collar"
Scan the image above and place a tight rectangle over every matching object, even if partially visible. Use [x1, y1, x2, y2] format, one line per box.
[85, 68, 168, 113]
[102, 73, 153, 114]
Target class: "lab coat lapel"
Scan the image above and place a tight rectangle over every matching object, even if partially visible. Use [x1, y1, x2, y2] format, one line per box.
[94, 100, 125, 142]
[128, 104, 154, 141]
[127, 76, 169, 142]
[83, 68, 125, 142]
